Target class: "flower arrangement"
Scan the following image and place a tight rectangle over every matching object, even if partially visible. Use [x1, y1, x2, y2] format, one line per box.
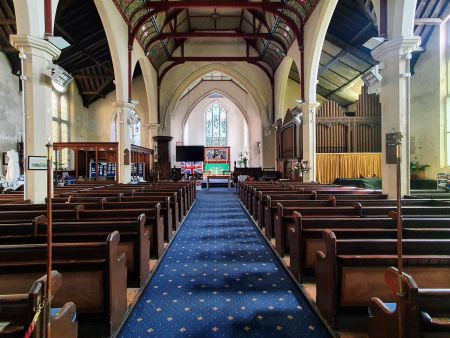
[237, 153, 248, 168]
[292, 159, 311, 175]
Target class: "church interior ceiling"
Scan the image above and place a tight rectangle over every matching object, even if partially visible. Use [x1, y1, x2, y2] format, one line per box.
[0, 0, 448, 107]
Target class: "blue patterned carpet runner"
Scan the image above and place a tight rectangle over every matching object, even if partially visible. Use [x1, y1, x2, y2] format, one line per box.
[118, 188, 331, 337]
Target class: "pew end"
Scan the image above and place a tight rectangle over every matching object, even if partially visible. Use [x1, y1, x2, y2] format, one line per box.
[315, 230, 338, 328]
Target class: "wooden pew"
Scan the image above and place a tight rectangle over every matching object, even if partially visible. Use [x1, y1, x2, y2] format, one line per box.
[103, 199, 173, 240]
[0, 215, 150, 288]
[0, 231, 126, 337]
[274, 203, 363, 256]
[261, 194, 331, 234]
[123, 195, 180, 230]
[288, 212, 450, 281]
[76, 206, 164, 258]
[368, 267, 450, 338]
[259, 192, 388, 235]
[0, 209, 78, 224]
[315, 230, 450, 328]
[0, 271, 77, 338]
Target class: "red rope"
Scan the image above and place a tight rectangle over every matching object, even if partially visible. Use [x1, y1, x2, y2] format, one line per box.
[24, 322, 36, 338]
[24, 304, 43, 338]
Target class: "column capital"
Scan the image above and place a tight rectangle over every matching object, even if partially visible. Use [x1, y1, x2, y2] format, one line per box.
[371, 36, 421, 61]
[146, 123, 160, 130]
[10, 34, 61, 60]
[299, 101, 321, 115]
[112, 101, 136, 111]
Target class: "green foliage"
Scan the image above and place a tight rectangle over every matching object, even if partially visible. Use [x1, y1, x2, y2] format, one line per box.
[410, 161, 430, 173]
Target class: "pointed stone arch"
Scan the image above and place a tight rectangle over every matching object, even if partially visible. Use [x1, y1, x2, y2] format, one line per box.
[164, 63, 269, 128]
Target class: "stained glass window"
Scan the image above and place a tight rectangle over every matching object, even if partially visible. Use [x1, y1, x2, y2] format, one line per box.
[205, 103, 227, 146]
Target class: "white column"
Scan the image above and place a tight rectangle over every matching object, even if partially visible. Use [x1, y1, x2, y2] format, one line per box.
[300, 101, 320, 182]
[372, 37, 420, 198]
[113, 101, 135, 183]
[10, 35, 61, 203]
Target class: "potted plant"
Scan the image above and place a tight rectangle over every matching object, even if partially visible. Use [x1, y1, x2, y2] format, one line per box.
[410, 161, 430, 180]
[237, 153, 248, 168]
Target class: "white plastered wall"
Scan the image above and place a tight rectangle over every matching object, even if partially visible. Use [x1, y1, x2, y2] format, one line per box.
[410, 21, 450, 179]
[169, 80, 262, 169]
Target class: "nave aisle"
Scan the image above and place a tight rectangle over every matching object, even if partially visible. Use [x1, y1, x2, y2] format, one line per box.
[118, 188, 331, 337]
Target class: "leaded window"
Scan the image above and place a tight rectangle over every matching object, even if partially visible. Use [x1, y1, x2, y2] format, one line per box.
[52, 91, 70, 169]
[205, 103, 227, 146]
[130, 110, 141, 146]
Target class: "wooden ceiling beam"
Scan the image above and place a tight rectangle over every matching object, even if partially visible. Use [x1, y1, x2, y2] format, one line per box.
[326, 33, 376, 66]
[73, 75, 114, 80]
[414, 17, 443, 25]
[0, 18, 15, 25]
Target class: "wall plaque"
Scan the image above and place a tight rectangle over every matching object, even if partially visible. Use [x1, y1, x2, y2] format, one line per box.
[124, 148, 130, 165]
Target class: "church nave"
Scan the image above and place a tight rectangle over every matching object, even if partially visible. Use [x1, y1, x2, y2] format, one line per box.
[118, 188, 331, 338]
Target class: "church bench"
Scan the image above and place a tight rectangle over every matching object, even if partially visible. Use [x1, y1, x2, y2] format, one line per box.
[247, 187, 297, 216]
[51, 196, 121, 204]
[360, 205, 450, 217]
[274, 203, 363, 256]
[261, 193, 402, 237]
[76, 206, 165, 258]
[132, 191, 184, 221]
[239, 182, 277, 205]
[0, 202, 102, 211]
[0, 214, 150, 287]
[250, 187, 307, 219]
[96, 186, 191, 213]
[103, 199, 173, 241]
[368, 267, 450, 338]
[252, 188, 383, 223]
[150, 182, 195, 207]
[0, 231, 127, 337]
[137, 188, 188, 214]
[0, 271, 77, 338]
[82, 189, 185, 220]
[315, 230, 450, 329]
[0, 209, 78, 224]
[288, 212, 450, 282]
[260, 194, 333, 233]
[123, 195, 180, 230]
[56, 191, 126, 199]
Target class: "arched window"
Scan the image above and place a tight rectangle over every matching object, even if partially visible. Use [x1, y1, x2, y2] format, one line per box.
[52, 90, 70, 169]
[205, 103, 227, 146]
[130, 110, 141, 146]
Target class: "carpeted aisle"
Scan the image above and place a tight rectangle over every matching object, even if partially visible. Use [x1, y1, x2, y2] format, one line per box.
[118, 188, 332, 337]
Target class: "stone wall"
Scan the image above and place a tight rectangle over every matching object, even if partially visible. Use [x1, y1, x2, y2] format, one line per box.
[0, 52, 23, 175]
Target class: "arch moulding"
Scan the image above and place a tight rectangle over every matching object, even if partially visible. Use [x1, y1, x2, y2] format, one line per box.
[164, 63, 269, 128]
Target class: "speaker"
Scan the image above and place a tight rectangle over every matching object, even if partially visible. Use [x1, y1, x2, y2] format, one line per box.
[171, 168, 182, 182]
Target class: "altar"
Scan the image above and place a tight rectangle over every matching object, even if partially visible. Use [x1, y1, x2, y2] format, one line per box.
[205, 174, 232, 190]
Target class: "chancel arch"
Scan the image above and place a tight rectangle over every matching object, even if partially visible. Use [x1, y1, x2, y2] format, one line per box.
[170, 78, 262, 169]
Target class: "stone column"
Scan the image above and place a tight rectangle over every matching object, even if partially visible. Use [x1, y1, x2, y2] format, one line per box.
[300, 101, 320, 182]
[372, 37, 421, 198]
[10, 35, 61, 203]
[113, 101, 135, 183]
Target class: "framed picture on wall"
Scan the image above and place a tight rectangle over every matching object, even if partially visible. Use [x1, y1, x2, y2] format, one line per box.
[204, 147, 230, 163]
[28, 156, 47, 170]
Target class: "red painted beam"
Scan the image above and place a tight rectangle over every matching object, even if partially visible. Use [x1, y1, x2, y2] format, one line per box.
[129, 2, 291, 45]
[144, 31, 288, 54]
[45, 0, 53, 36]
[168, 56, 264, 62]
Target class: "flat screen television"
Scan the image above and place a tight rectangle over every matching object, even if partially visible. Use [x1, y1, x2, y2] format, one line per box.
[176, 146, 204, 162]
